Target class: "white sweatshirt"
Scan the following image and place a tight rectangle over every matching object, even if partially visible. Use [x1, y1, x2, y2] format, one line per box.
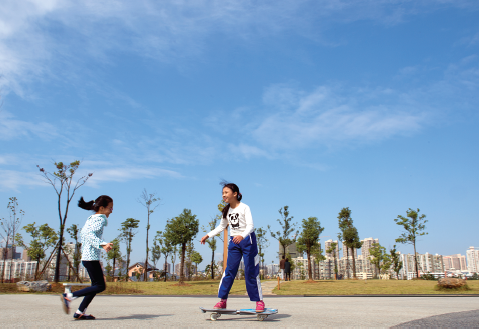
[207, 202, 254, 239]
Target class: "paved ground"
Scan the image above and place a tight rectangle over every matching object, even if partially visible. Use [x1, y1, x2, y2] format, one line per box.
[1, 294, 479, 327]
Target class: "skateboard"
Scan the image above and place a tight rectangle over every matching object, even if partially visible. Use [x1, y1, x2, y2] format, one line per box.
[200, 307, 278, 321]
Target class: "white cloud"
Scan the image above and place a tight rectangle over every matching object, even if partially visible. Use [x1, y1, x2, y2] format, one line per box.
[0, 170, 45, 191]
[86, 166, 183, 187]
[251, 84, 427, 150]
[0, 110, 58, 140]
[1, 0, 477, 96]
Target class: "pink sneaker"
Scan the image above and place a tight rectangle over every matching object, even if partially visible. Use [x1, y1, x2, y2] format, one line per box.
[256, 300, 265, 313]
[214, 299, 227, 309]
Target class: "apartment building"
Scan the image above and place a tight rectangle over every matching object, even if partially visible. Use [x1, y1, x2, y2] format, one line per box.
[324, 239, 340, 260]
[443, 254, 467, 271]
[361, 237, 379, 259]
[466, 247, 479, 273]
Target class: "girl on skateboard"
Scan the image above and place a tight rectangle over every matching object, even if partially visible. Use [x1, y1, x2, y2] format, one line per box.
[200, 182, 265, 312]
[60, 195, 114, 320]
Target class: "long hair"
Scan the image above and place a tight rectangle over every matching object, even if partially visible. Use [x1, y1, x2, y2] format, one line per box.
[220, 181, 242, 219]
[78, 195, 113, 212]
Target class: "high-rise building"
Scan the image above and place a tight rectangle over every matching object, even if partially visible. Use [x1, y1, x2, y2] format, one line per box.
[466, 247, 479, 273]
[341, 241, 357, 258]
[279, 241, 298, 259]
[324, 239, 340, 260]
[361, 238, 379, 259]
[443, 254, 467, 271]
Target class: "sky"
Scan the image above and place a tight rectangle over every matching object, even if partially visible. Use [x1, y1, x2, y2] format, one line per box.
[1, 0, 478, 270]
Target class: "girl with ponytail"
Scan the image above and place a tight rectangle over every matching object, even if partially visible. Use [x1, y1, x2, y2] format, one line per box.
[201, 182, 266, 312]
[60, 195, 114, 320]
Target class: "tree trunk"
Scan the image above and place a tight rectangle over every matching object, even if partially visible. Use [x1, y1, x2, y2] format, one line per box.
[307, 249, 312, 280]
[1, 237, 9, 283]
[345, 246, 349, 279]
[144, 221, 149, 282]
[351, 247, 357, 279]
[413, 242, 418, 279]
[164, 261, 168, 282]
[35, 258, 40, 280]
[126, 237, 131, 279]
[54, 230, 64, 283]
[211, 249, 215, 280]
[179, 243, 186, 283]
[112, 257, 116, 282]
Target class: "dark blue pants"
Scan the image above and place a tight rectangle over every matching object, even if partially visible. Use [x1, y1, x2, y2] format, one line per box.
[72, 261, 106, 312]
[218, 232, 263, 301]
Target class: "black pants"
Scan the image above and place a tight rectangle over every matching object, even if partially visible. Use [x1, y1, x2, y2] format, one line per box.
[285, 271, 291, 281]
[72, 261, 106, 312]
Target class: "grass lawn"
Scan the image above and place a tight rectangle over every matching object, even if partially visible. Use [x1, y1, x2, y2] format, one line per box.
[3, 279, 479, 295]
[0, 280, 248, 295]
[273, 279, 479, 295]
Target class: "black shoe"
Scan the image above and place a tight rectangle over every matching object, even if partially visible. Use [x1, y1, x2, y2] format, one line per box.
[60, 294, 70, 314]
[73, 313, 96, 320]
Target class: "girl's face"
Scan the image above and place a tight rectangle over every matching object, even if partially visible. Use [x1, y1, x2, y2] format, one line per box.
[222, 187, 237, 204]
[98, 202, 113, 218]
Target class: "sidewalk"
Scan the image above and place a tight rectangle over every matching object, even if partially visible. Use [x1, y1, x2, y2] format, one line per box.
[1, 294, 478, 327]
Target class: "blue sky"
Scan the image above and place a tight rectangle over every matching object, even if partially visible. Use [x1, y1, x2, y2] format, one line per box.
[1, 0, 478, 270]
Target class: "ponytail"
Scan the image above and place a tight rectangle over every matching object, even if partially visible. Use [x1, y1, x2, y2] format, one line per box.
[78, 195, 113, 212]
[220, 181, 242, 219]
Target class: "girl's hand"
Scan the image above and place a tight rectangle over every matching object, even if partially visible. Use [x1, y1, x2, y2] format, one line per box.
[102, 243, 113, 252]
[200, 235, 209, 244]
[232, 235, 243, 244]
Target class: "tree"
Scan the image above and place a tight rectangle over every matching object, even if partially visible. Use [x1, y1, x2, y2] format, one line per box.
[163, 209, 199, 284]
[138, 189, 160, 282]
[66, 224, 81, 282]
[119, 217, 140, 279]
[369, 242, 391, 279]
[326, 241, 340, 280]
[256, 227, 269, 280]
[389, 245, 403, 280]
[268, 206, 298, 260]
[15, 223, 57, 280]
[0, 197, 24, 282]
[191, 251, 203, 280]
[37, 161, 92, 282]
[296, 217, 325, 281]
[342, 226, 362, 279]
[185, 240, 194, 281]
[394, 208, 428, 279]
[150, 239, 162, 281]
[154, 230, 174, 282]
[106, 238, 122, 282]
[202, 201, 226, 280]
[170, 244, 178, 281]
[337, 207, 353, 279]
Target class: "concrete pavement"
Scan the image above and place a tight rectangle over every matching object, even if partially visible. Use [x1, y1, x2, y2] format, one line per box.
[1, 294, 478, 327]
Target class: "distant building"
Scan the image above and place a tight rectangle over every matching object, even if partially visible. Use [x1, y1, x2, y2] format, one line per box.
[324, 239, 340, 260]
[279, 241, 298, 259]
[443, 254, 467, 271]
[466, 247, 479, 273]
[0, 246, 21, 260]
[266, 263, 279, 277]
[361, 238, 379, 259]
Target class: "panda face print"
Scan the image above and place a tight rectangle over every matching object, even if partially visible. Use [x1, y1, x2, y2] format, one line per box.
[228, 212, 240, 229]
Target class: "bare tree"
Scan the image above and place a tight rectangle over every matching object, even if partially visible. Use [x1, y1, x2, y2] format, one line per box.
[138, 189, 160, 282]
[37, 161, 92, 282]
[0, 197, 24, 282]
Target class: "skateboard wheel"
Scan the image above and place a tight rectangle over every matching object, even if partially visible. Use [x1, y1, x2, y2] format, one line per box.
[257, 314, 268, 321]
[210, 313, 219, 321]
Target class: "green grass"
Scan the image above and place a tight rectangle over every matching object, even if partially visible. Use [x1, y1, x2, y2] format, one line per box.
[273, 279, 479, 295]
[3, 279, 479, 295]
[0, 280, 248, 295]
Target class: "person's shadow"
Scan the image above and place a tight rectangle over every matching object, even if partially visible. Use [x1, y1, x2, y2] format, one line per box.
[95, 314, 172, 321]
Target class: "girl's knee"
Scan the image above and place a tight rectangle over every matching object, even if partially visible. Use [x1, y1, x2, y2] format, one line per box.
[95, 284, 106, 293]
